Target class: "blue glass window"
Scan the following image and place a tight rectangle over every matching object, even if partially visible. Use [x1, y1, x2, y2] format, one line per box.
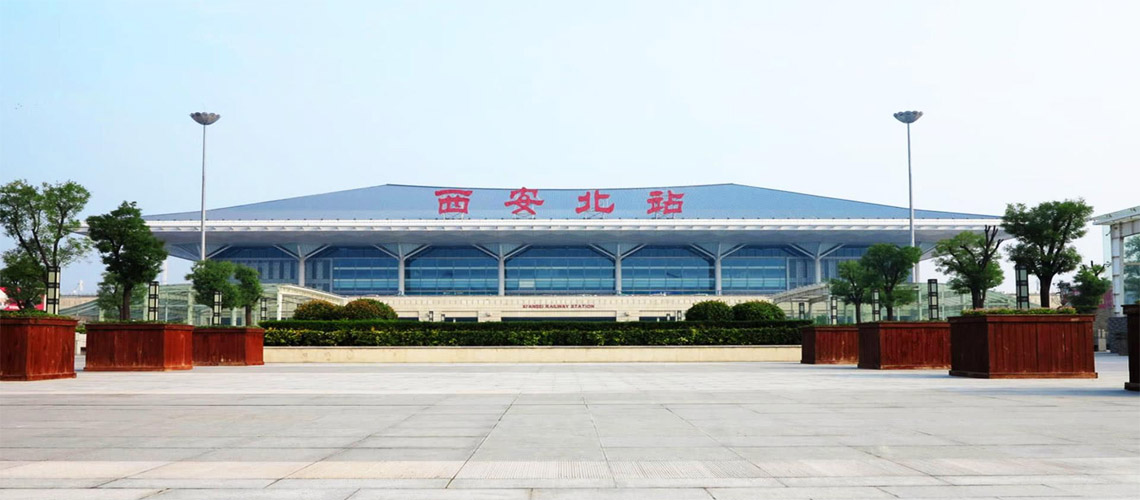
[622, 246, 713, 294]
[406, 246, 498, 295]
[506, 247, 614, 295]
[308, 247, 398, 295]
[214, 246, 297, 284]
[721, 247, 791, 293]
[821, 246, 868, 282]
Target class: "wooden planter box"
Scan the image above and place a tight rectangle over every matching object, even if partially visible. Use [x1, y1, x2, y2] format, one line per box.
[0, 316, 77, 381]
[801, 325, 859, 364]
[1126, 305, 1139, 391]
[858, 322, 950, 370]
[193, 327, 264, 366]
[84, 323, 194, 371]
[948, 314, 1096, 379]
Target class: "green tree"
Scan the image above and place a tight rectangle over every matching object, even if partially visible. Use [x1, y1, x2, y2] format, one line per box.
[933, 226, 1005, 309]
[0, 250, 46, 310]
[186, 260, 238, 313]
[1002, 199, 1094, 308]
[685, 300, 734, 321]
[85, 202, 169, 320]
[860, 243, 922, 321]
[233, 264, 263, 326]
[95, 271, 147, 319]
[1068, 262, 1112, 314]
[0, 180, 91, 296]
[828, 260, 873, 323]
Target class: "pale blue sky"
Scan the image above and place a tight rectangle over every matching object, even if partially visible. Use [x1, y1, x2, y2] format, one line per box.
[1, 0, 1136, 294]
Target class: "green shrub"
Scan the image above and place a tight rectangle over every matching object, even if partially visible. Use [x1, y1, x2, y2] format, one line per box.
[732, 301, 786, 321]
[685, 300, 734, 322]
[961, 307, 1078, 316]
[342, 299, 397, 320]
[292, 300, 342, 320]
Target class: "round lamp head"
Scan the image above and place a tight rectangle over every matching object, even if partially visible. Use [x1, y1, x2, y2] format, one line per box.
[893, 110, 923, 124]
[190, 112, 221, 126]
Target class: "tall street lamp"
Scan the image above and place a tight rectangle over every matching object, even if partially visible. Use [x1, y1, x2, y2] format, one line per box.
[190, 112, 221, 261]
[893, 110, 923, 281]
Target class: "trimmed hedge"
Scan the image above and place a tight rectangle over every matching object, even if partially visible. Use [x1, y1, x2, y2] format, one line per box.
[261, 319, 808, 347]
[685, 300, 734, 321]
[342, 299, 397, 320]
[732, 301, 786, 321]
[961, 307, 1079, 316]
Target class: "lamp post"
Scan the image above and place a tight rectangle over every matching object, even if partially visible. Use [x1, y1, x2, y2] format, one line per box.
[893, 110, 923, 282]
[147, 281, 159, 321]
[927, 279, 940, 321]
[190, 112, 221, 261]
[45, 266, 60, 315]
[871, 289, 881, 322]
[1015, 264, 1030, 310]
[212, 290, 222, 326]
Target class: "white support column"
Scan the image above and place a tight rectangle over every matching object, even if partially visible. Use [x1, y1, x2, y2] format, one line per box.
[297, 256, 306, 287]
[1111, 224, 1124, 314]
[397, 257, 406, 296]
[615, 255, 622, 295]
[498, 256, 506, 296]
[275, 288, 283, 321]
[715, 253, 723, 296]
[814, 257, 822, 285]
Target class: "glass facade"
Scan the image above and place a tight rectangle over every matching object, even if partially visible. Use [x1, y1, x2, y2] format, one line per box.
[506, 247, 614, 295]
[213, 247, 297, 284]
[622, 246, 713, 294]
[215, 244, 872, 297]
[722, 247, 791, 294]
[310, 247, 398, 295]
[820, 246, 869, 282]
[406, 247, 498, 295]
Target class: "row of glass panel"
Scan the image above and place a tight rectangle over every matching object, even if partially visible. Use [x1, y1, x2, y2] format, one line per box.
[213, 245, 866, 295]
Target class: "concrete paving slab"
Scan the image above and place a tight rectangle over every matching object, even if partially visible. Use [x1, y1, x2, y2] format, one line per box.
[0, 355, 1135, 498]
[0, 489, 160, 500]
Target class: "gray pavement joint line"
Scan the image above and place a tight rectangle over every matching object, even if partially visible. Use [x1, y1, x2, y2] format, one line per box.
[584, 373, 616, 486]
[662, 403, 781, 485]
[342, 487, 364, 500]
[444, 392, 518, 489]
[265, 404, 425, 488]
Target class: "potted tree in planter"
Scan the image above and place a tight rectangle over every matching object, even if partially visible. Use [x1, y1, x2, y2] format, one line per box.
[803, 261, 869, 364]
[0, 180, 89, 381]
[190, 262, 264, 366]
[83, 202, 192, 371]
[949, 200, 1099, 379]
[856, 244, 949, 369]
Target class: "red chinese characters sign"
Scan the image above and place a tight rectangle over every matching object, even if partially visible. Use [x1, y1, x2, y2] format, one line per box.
[504, 187, 544, 216]
[435, 189, 473, 215]
[432, 187, 687, 217]
[575, 190, 614, 214]
[646, 190, 684, 216]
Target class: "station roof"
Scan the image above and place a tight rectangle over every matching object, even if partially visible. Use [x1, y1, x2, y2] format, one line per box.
[146, 183, 992, 221]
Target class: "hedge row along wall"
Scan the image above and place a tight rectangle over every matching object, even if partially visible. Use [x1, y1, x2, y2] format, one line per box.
[261, 320, 809, 347]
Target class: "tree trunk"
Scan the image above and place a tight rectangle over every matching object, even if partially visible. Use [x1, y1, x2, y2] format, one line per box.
[970, 289, 984, 309]
[885, 304, 895, 321]
[854, 303, 862, 324]
[245, 306, 253, 327]
[120, 283, 133, 320]
[1039, 274, 1053, 308]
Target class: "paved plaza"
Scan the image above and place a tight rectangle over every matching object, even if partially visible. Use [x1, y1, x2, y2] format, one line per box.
[0, 355, 1137, 499]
